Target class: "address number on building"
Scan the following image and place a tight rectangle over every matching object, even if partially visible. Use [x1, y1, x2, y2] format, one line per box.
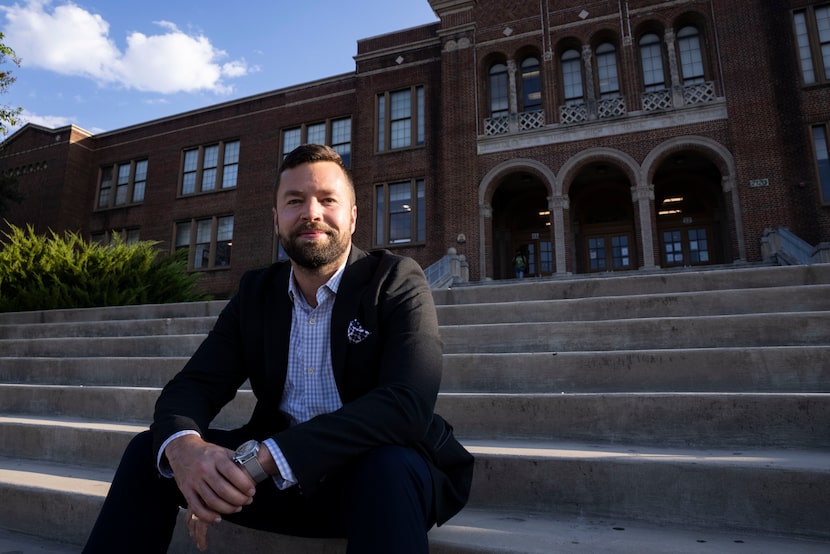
[749, 178, 769, 188]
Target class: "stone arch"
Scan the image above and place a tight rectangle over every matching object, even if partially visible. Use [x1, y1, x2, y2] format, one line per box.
[478, 158, 557, 280]
[643, 135, 745, 262]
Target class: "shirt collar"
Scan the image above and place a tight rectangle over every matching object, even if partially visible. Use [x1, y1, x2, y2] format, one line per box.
[287, 259, 348, 305]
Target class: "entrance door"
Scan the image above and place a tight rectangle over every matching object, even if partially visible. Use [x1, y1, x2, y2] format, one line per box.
[661, 227, 711, 267]
[514, 233, 554, 277]
[585, 233, 634, 272]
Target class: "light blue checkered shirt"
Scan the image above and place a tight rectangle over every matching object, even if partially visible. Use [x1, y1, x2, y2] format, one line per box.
[158, 263, 346, 489]
[262, 264, 346, 488]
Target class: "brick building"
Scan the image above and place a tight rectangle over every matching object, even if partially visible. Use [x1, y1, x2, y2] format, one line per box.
[2, 0, 829, 297]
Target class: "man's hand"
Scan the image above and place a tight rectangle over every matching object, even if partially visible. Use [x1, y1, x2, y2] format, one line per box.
[165, 434, 257, 549]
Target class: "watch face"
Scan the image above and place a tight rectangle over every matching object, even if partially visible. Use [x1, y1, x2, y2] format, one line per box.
[236, 439, 258, 457]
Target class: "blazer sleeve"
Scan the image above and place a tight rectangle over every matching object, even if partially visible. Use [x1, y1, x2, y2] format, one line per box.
[271, 252, 444, 494]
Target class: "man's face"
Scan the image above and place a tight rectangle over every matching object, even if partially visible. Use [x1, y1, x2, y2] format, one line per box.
[273, 161, 357, 270]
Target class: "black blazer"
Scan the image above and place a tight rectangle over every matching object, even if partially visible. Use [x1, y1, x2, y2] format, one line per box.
[151, 246, 473, 525]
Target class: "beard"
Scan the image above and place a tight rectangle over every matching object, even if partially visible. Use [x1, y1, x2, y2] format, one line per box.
[280, 223, 350, 269]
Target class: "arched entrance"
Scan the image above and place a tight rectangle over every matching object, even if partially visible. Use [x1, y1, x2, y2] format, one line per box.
[653, 151, 726, 267]
[570, 163, 637, 273]
[491, 172, 552, 279]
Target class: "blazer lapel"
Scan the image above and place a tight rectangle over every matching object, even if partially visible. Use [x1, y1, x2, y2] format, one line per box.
[331, 246, 371, 392]
[263, 262, 293, 395]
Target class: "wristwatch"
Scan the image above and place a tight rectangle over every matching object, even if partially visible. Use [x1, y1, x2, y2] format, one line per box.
[232, 440, 269, 483]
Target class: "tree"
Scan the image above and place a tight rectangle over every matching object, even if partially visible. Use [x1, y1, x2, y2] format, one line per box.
[0, 33, 22, 136]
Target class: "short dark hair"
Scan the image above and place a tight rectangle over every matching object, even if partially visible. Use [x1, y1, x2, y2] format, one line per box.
[274, 144, 355, 206]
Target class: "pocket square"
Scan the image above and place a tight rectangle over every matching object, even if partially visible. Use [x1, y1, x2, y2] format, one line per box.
[347, 319, 371, 344]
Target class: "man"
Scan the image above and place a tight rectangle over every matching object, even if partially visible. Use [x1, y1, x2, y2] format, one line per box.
[83, 144, 473, 553]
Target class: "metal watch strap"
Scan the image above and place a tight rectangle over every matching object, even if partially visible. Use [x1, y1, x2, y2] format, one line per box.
[240, 454, 269, 483]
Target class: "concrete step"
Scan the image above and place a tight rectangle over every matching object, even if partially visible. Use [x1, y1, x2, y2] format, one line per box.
[1, 445, 828, 550]
[0, 334, 206, 357]
[436, 284, 830, 325]
[2, 387, 826, 449]
[4, 311, 827, 358]
[433, 264, 830, 305]
[441, 346, 830, 393]
[0, 356, 188, 387]
[0, 316, 217, 339]
[2, 346, 828, 392]
[0, 300, 227, 325]
[441, 311, 830, 353]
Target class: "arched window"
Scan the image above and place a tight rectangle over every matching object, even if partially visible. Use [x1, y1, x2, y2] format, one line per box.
[489, 63, 509, 118]
[561, 49, 584, 105]
[520, 57, 542, 112]
[639, 33, 666, 91]
[595, 43, 620, 98]
[677, 26, 704, 84]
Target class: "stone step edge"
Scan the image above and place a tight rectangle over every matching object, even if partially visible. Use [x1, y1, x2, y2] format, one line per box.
[2, 418, 828, 473]
[0, 459, 828, 554]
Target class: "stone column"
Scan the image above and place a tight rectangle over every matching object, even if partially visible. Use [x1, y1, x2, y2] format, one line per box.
[664, 29, 685, 108]
[631, 183, 657, 269]
[582, 44, 597, 120]
[550, 194, 570, 274]
[507, 59, 519, 133]
[479, 203, 493, 280]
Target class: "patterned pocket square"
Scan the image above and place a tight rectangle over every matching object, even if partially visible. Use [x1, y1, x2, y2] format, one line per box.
[347, 319, 371, 344]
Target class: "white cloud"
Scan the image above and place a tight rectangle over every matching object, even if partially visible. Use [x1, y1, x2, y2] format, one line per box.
[9, 109, 73, 133]
[0, 0, 252, 95]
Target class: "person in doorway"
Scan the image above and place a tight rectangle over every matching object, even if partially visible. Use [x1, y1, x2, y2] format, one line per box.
[513, 248, 528, 279]
[82, 144, 473, 554]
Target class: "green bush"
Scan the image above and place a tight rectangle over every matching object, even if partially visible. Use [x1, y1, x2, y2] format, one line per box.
[0, 223, 210, 312]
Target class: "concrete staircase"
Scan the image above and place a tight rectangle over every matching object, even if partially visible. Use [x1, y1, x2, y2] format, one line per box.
[0, 264, 829, 553]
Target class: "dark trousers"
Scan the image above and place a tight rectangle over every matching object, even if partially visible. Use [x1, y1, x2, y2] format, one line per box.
[83, 429, 434, 554]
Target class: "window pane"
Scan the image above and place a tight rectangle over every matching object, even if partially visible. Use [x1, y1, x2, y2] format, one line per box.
[202, 168, 217, 191]
[133, 160, 147, 203]
[390, 90, 412, 149]
[489, 64, 509, 117]
[562, 50, 584, 102]
[216, 216, 233, 267]
[375, 185, 385, 245]
[175, 222, 190, 249]
[794, 12, 816, 84]
[283, 128, 301, 157]
[663, 231, 683, 265]
[596, 43, 619, 97]
[307, 122, 326, 145]
[639, 34, 666, 90]
[611, 235, 630, 268]
[222, 141, 239, 189]
[203, 145, 219, 169]
[813, 125, 830, 202]
[182, 150, 198, 195]
[115, 163, 130, 205]
[98, 166, 112, 208]
[588, 237, 606, 270]
[817, 7, 830, 79]
[332, 117, 352, 167]
[416, 179, 425, 242]
[521, 57, 542, 111]
[194, 219, 212, 269]
[377, 95, 386, 152]
[688, 229, 709, 263]
[416, 86, 425, 145]
[678, 26, 704, 84]
[389, 181, 411, 243]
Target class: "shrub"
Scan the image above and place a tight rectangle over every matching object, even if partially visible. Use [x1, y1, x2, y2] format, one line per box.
[0, 223, 210, 312]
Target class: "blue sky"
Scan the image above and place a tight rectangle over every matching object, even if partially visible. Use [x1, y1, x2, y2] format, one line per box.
[0, 0, 438, 135]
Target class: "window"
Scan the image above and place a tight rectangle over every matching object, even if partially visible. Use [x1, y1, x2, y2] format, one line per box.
[375, 178, 425, 246]
[91, 228, 140, 245]
[180, 140, 240, 195]
[794, 6, 830, 84]
[377, 86, 425, 152]
[811, 124, 830, 203]
[96, 159, 148, 209]
[175, 215, 234, 270]
[596, 43, 620, 98]
[489, 63, 509, 117]
[281, 117, 352, 166]
[561, 49, 584, 105]
[677, 26, 704, 84]
[520, 57, 542, 111]
[639, 33, 667, 91]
